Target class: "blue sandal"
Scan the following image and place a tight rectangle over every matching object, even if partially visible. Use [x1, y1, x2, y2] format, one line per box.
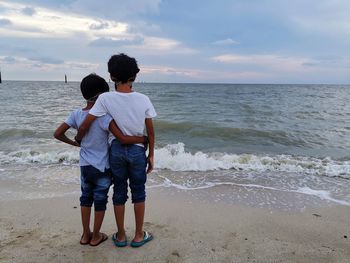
[112, 232, 128, 247]
[130, 231, 153, 248]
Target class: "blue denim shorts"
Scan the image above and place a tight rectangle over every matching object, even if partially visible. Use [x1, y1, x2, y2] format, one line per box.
[80, 165, 112, 211]
[109, 140, 147, 205]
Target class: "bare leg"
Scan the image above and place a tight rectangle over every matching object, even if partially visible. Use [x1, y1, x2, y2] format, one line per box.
[81, 206, 91, 243]
[114, 205, 126, 241]
[133, 202, 145, 242]
[89, 210, 106, 245]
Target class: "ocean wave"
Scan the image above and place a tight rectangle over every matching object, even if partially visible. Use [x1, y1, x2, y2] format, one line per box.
[0, 128, 54, 140]
[156, 143, 350, 178]
[0, 149, 79, 165]
[0, 129, 37, 139]
[155, 120, 307, 146]
[0, 143, 350, 178]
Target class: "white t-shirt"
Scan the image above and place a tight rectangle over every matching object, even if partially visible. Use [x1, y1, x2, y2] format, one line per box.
[89, 91, 157, 144]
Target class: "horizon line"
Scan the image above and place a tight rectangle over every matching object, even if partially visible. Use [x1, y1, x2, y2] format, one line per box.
[0, 80, 349, 85]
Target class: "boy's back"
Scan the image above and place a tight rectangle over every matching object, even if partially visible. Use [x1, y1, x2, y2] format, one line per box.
[90, 91, 156, 140]
[66, 109, 111, 171]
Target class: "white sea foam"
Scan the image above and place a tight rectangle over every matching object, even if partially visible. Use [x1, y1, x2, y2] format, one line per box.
[1, 143, 350, 178]
[1, 146, 349, 205]
[155, 143, 350, 178]
[296, 187, 350, 206]
[0, 149, 79, 165]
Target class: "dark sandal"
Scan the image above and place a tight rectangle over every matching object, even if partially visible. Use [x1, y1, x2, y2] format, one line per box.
[80, 232, 92, 245]
[89, 233, 108, 247]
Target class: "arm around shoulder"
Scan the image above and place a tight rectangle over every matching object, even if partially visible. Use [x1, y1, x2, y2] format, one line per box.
[75, 113, 97, 142]
[109, 120, 146, 144]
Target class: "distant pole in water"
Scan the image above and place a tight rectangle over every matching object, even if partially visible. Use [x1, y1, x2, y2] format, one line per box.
[0, 70, 2, 84]
[65, 74, 67, 83]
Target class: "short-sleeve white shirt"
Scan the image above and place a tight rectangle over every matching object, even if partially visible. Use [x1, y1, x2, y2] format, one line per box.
[89, 91, 157, 144]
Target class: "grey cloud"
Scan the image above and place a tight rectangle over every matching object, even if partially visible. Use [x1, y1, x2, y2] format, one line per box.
[312, 55, 341, 63]
[45, 16, 61, 20]
[66, 62, 99, 69]
[14, 47, 35, 53]
[2, 56, 17, 64]
[302, 62, 318, 67]
[22, 7, 36, 16]
[89, 21, 109, 30]
[32, 63, 45, 68]
[69, 0, 161, 20]
[89, 37, 144, 47]
[29, 57, 64, 64]
[12, 0, 75, 8]
[0, 18, 12, 26]
[0, 44, 34, 56]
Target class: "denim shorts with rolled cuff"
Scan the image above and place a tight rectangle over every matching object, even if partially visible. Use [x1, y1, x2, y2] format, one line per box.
[80, 165, 112, 211]
[109, 140, 147, 205]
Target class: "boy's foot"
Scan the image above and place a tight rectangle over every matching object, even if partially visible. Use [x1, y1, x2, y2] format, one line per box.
[80, 232, 92, 245]
[89, 233, 108, 246]
[112, 232, 128, 247]
[130, 231, 153, 248]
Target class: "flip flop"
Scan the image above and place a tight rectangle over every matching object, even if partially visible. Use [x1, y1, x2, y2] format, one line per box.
[80, 232, 92, 245]
[130, 231, 153, 248]
[89, 233, 108, 247]
[112, 232, 128, 247]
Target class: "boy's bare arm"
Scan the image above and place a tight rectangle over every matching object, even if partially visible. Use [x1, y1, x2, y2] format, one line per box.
[54, 123, 79, 147]
[75, 114, 97, 143]
[145, 118, 155, 174]
[109, 121, 146, 145]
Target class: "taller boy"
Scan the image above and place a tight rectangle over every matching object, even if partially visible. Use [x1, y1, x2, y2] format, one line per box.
[76, 54, 156, 247]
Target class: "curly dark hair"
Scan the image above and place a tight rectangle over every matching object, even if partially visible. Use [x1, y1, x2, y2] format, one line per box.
[80, 73, 109, 100]
[108, 53, 140, 83]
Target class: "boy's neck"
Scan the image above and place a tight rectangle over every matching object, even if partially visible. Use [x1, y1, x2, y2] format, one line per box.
[82, 101, 94, 111]
[115, 83, 133, 93]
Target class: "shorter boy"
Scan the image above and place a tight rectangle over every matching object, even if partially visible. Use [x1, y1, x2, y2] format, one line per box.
[54, 74, 146, 246]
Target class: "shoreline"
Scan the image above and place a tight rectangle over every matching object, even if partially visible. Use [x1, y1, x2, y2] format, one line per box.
[1, 188, 349, 262]
[1, 163, 349, 211]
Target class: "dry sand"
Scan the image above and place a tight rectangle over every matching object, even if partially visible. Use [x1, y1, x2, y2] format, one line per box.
[0, 188, 349, 263]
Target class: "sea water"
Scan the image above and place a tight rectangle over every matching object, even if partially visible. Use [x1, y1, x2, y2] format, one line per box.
[1, 81, 350, 209]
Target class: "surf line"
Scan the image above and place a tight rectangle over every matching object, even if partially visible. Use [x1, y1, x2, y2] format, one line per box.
[155, 175, 350, 206]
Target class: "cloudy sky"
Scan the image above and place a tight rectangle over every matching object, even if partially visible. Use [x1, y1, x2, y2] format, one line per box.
[1, 0, 350, 83]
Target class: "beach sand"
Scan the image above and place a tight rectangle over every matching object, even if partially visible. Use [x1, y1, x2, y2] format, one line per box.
[0, 188, 350, 263]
